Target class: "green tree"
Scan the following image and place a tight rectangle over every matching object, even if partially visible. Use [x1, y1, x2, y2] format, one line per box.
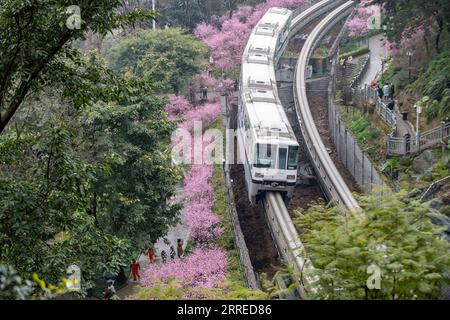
[0, 121, 129, 289]
[296, 190, 450, 299]
[372, 0, 450, 53]
[0, 53, 182, 288]
[108, 28, 205, 94]
[0, 0, 155, 133]
[80, 85, 183, 255]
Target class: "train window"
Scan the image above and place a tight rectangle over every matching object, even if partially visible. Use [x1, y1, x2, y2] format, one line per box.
[287, 146, 299, 170]
[278, 148, 287, 170]
[255, 143, 276, 168]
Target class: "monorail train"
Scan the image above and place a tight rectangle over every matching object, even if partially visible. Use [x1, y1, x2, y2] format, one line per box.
[237, 7, 299, 203]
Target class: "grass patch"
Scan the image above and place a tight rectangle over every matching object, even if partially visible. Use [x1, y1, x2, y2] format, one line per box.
[337, 105, 390, 165]
[210, 116, 245, 285]
[339, 46, 369, 60]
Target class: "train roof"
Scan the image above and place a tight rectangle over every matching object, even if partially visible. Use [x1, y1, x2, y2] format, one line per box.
[243, 7, 293, 63]
[241, 60, 274, 90]
[253, 7, 292, 34]
[240, 7, 296, 144]
[243, 89, 297, 142]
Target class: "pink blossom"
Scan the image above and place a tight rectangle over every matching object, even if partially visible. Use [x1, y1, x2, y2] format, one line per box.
[346, 2, 378, 36]
[195, 0, 307, 70]
[184, 162, 224, 243]
[189, 72, 218, 94]
[179, 103, 221, 134]
[165, 95, 193, 120]
[141, 246, 228, 295]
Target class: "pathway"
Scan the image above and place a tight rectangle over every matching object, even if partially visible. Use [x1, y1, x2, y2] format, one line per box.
[116, 183, 189, 300]
[359, 34, 415, 138]
[360, 34, 386, 87]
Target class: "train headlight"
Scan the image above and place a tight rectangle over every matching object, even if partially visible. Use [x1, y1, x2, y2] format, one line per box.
[287, 175, 296, 180]
[255, 172, 264, 179]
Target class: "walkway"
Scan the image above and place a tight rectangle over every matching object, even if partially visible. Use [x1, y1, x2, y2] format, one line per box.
[360, 34, 386, 87]
[116, 183, 189, 299]
[359, 34, 415, 138]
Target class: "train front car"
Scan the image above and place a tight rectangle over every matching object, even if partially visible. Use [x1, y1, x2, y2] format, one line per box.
[238, 7, 298, 203]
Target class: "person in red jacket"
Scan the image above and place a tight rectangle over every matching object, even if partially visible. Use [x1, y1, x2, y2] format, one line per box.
[147, 247, 156, 264]
[130, 259, 141, 282]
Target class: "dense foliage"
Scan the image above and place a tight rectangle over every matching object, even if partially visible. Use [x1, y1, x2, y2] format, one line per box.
[108, 28, 206, 94]
[0, 1, 182, 292]
[0, 63, 182, 289]
[0, 0, 156, 133]
[296, 191, 450, 299]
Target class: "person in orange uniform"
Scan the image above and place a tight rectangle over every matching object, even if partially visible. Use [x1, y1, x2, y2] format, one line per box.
[130, 259, 141, 282]
[147, 247, 156, 263]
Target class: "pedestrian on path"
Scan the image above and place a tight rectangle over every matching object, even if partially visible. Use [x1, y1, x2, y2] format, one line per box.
[161, 250, 167, 264]
[383, 84, 390, 102]
[170, 246, 176, 261]
[130, 259, 141, 282]
[370, 80, 377, 89]
[177, 239, 184, 259]
[377, 85, 383, 100]
[148, 247, 156, 264]
[389, 83, 395, 100]
[404, 133, 411, 154]
[102, 280, 116, 300]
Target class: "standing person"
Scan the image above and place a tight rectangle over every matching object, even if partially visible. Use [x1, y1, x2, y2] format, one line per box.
[383, 83, 390, 102]
[389, 83, 395, 100]
[130, 259, 141, 282]
[370, 80, 377, 89]
[161, 250, 167, 264]
[377, 85, 384, 100]
[202, 86, 208, 101]
[170, 246, 176, 261]
[404, 133, 411, 154]
[177, 239, 184, 259]
[147, 247, 156, 264]
[102, 280, 116, 300]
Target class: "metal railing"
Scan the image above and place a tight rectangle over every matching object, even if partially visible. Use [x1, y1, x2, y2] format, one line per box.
[352, 86, 397, 129]
[388, 123, 450, 156]
[350, 88, 450, 156]
[349, 55, 370, 88]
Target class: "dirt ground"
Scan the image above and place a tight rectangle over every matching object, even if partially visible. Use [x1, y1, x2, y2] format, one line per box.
[230, 164, 281, 278]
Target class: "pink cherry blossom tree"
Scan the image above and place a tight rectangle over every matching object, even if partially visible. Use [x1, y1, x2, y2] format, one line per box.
[165, 95, 194, 120]
[195, 0, 307, 71]
[141, 246, 228, 297]
[346, 0, 378, 37]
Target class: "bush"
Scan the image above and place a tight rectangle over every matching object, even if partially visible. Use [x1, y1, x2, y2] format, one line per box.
[339, 46, 370, 60]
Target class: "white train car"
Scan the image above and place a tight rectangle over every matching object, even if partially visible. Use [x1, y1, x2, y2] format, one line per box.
[238, 7, 299, 203]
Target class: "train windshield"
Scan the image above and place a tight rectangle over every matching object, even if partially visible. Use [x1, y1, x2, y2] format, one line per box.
[278, 148, 287, 170]
[255, 143, 276, 168]
[287, 146, 299, 170]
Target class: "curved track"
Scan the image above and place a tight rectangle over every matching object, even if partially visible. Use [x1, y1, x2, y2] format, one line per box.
[261, 0, 358, 299]
[293, 0, 359, 213]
